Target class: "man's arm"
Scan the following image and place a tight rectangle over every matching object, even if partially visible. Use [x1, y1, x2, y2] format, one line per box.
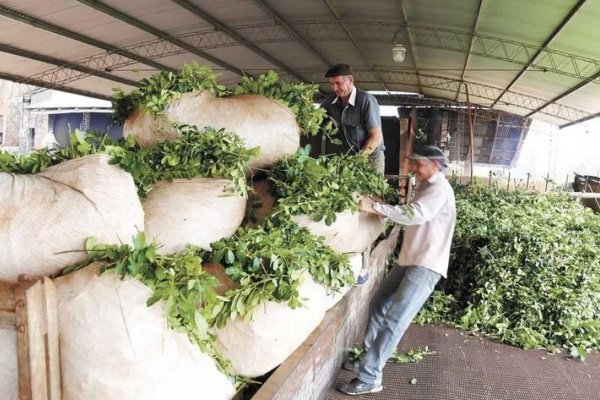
[360, 93, 383, 155]
[373, 185, 447, 225]
[361, 127, 383, 155]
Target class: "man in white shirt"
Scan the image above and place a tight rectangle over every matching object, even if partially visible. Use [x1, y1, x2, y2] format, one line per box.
[339, 145, 456, 396]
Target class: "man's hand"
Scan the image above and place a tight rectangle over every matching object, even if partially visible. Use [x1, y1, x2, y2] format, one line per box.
[358, 196, 383, 216]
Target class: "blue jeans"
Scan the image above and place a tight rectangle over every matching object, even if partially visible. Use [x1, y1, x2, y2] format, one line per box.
[356, 265, 441, 385]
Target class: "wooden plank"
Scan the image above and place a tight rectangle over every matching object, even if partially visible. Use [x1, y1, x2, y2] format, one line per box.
[0, 281, 17, 312]
[16, 280, 49, 400]
[42, 277, 61, 400]
[0, 310, 17, 329]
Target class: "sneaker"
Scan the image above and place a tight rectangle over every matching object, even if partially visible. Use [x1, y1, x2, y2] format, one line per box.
[339, 378, 383, 396]
[343, 358, 360, 372]
[355, 272, 370, 286]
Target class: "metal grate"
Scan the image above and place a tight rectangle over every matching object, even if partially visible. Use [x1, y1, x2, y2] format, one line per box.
[328, 324, 600, 400]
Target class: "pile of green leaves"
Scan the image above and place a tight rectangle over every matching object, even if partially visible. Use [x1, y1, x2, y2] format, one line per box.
[415, 183, 600, 352]
[0, 126, 257, 198]
[111, 62, 229, 125]
[208, 218, 355, 328]
[112, 124, 258, 197]
[0, 129, 121, 174]
[267, 147, 391, 225]
[111, 62, 334, 138]
[232, 70, 335, 138]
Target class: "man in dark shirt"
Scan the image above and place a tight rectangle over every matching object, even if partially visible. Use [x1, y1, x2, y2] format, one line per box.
[321, 64, 387, 286]
[321, 64, 385, 174]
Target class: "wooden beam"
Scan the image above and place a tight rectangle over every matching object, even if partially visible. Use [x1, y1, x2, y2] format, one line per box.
[13, 278, 61, 400]
[0, 281, 18, 329]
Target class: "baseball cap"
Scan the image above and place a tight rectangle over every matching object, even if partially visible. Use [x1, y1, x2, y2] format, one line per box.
[408, 145, 447, 167]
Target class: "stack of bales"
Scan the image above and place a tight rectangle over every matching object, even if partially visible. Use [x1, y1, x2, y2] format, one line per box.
[0, 67, 386, 398]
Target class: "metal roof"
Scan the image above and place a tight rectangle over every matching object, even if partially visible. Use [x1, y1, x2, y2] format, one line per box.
[1, 0, 600, 128]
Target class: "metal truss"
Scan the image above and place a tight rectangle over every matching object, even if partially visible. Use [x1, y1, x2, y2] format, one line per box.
[9, 19, 599, 123]
[303, 69, 590, 122]
[223, 21, 600, 83]
[24, 20, 600, 94]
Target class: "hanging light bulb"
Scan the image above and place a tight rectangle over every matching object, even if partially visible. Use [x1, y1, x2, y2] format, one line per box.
[392, 43, 407, 63]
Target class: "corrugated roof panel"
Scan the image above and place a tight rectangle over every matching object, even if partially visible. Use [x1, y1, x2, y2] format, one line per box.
[411, 47, 469, 73]
[0, 53, 56, 77]
[335, 0, 403, 21]
[463, 56, 529, 90]
[255, 42, 323, 71]
[0, 24, 105, 62]
[512, 72, 582, 102]
[556, 83, 600, 114]
[545, 0, 600, 59]
[479, 0, 578, 44]
[409, 0, 480, 30]
[61, 75, 135, 97]
[263, 0, 338, 21]
[99, 0, 211, 37]
[1, 0, 155, 48]
[181, 0, 272, 26]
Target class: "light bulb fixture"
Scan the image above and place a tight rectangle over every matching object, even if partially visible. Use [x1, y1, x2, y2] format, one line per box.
[392, 43, 406, 63]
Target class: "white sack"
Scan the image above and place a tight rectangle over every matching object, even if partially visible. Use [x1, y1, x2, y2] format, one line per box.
[292, 209, 384, 254]
[214, 272, 327, 377]
[123, 91, 300, 169]
[54, 263, 236, 400]
[0, 155, 144, 281]
[0, 330, 18, 400]
[143, 178, 245, 253]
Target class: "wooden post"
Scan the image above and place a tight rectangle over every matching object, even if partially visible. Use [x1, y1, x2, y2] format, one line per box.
[464, 83, 476, 184]
[1, 277, 61, 400]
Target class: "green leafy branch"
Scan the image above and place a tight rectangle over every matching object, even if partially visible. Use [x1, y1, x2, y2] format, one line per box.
[111, 62, 228, 125]
[111, 124, 258, 197]
[207, 219, 355, 327]
[1, 126, 258, 198]
[267, 148, 391, 225]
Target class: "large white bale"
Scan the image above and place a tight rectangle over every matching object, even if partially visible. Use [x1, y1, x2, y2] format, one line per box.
[143, 178, 246, 253]
[292, 209, 384, 254]
[0, 155, 144, 281]
[214, 272, 327, 377]
[0, 330, 18, 400]
[123, 91, 301, 169]
[54, 263, 236, 400]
